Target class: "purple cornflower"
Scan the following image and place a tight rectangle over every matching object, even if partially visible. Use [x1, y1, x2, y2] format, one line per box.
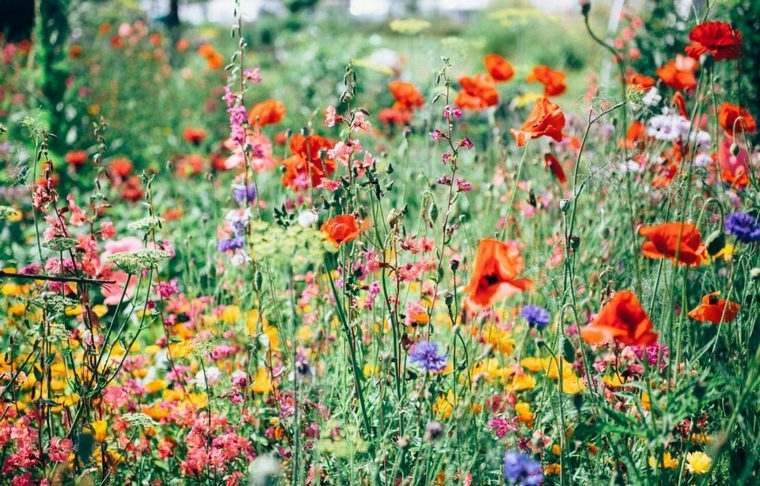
[409, 341, 447, 372]
[217, 237, 244, 252]
[521, 305, 550, 330]
[725, 211, 760, 243]
[232, 183, 257, 204]
[503, 451, 544, 486]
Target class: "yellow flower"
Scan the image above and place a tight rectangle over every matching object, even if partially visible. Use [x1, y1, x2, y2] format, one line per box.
[561, 374, 586, 395]
[92, 304, 108, 318]
[544, 463, 561, 475]
[145, 379, 167, 394]
[649, 451, 678, 470]
[712, 244, 734, 262]
[188, 392, 208, 408]
[686, 451, 711, 474]
[363, 363, 379, 378]
[143, 403, 169, 420]
[515, 402, 533, 425]
[481, 325, 514, 354]
[64, 305, 83, 316]
[520, 357, 544, 372]
[641, 392, 651, 411]
[433, 391, 456, 420]
[91, 420, 107, 443]
[512, 92, 545, 109]
[296, 325, 314, 343]
[472, 358, 507, 382]
[8, 302, 26, 316]
[251, 367, 273, 394]
[222, 305, 241, 324]
[602, 374, 625, 388]
[1, 283, 21, 297]
[507, 373, 536, 393]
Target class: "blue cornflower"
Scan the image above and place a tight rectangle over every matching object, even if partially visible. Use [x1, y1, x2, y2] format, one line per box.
[503, 451, 544, 486]
[725, 211, 760, 243]
[409, 341, 447, 373]
[520, 305, 550, 330]
[232, 183, 257, 204]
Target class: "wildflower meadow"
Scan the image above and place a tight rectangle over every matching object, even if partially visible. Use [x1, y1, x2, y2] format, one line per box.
[0, 0, 758, 484]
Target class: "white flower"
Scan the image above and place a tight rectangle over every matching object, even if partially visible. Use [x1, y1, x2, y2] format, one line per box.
[620, 159, 645, 173]
[298, 209, 319, 227]
[694, 152, 712, 167]
[642, 87, 661, 107]
[194, 366, 221, 387]
[647, 111, 691, 142]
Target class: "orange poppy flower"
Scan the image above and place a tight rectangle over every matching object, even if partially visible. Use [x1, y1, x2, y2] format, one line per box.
[656, 56, 698, 91]
[580, 290, 658, 347]
[526, 65, 566, 97]
[688, 292, 740, 324]
[510, 97, 565, 147]
[484, 54, 514, 82]
[639, 222, 706, 266]
[183, 127, 207, 144]
[464, 239, 532, 310]
[623, 120, 648, 150]
[321, 214, 369, 246]
[248, 99, 286, 127]
[388, 81, 424, 110]
[544, 153, 567, 184]
[625, 72, 655, 91]
[717, 103, 756, 137]
[455, 74, 499, 110]
[686, 21, 742, 61]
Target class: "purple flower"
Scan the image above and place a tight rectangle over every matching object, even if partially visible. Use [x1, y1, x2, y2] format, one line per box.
[155, 279, 179, 299]
[521, 305, 550, 330]
[725, 211, 760, 243]
[243, 67, 262, 84]
[409, 341, 447, 372]
[443, 105, 462, 120]
[503, 451, 544, 485]
[232, 183, 257, 204]
[457, 137, 474, 149]
[217, 237, 244, 252]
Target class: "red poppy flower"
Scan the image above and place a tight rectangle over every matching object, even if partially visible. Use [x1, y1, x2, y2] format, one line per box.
[672, 92, 688, 118]
[657, 56, 698, 91]
[484, 54, 514, 82]
[455, 74, 499, 110]
[625, 72, 656, 91]
[639, 222, 706, 266]
[544, 153, 567, 184]
[281, 135, 336, 190]
[110, 158, 134, 178]
[688, 292, 740, 324]
[121, 176, 144, 202]
[526, 65, 566, 96]
[183, 127, 207, 145]
[510, 97, 565, 147]
[321, 214, 369, 246]
[687, 21, 742, 61]
[717, 103, 756, 137]
[580, 290, 658, 347]
[464, 239, 532, 310]
[65, 150, 87, 167]
[388, 81, 424, 110]
[248, 99, 286, 127]
[378, 105, 413, 125]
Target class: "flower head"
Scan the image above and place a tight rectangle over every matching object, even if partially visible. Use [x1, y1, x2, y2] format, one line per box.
[581, 290, 658, 347]
[510, 98, 565, 147]
[484, 53, 514, 82]
[688, 292, 741, 324]
[639, 222, 706, 266]
[409, 341, 448, 373]
[503, 451, 544, 485]
[521, 305, 550, 330]
[725, 211, 760, 243]
[687, 21, 742, 61]
[686, 451, 712, 474]
[464, 239, 532, 311]
[321, 214, 369, 246]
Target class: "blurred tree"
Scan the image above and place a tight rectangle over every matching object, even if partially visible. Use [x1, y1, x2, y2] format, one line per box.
[730, 0, 759, 144]
[0, 0, 35, 41]
[34, 0, 70, 154]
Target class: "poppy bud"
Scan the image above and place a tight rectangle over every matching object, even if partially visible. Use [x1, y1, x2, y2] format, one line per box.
[445, 292, 454, 308]
[424, 421, 444, 442]
[569, 235, 580, 251]
[560, 199, 571, 213]
[579, 0, 591, 16]
[730, 142, 740, 156]
[705, 230, 725, 256]
[750, 267, 760, 280]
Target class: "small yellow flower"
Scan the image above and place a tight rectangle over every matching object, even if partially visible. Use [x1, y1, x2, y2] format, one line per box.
[251, 367, 273, 394]
[90, 419, 107, 443]
[433, 391, 456, 420]
[222, 305, 241, 324]
[515, 402, 533, 425]
[561, 374, 586, 395]
[1, 283, 21, 297]
[507, 373, 536, 392]
[92, 304, 108, 318]
[363, 363, 379, 378]
[145, 379, 167, 394]
[8, 302, 26, 316]
[686, 451, 711, 474]
[544, 463, 561, 475]
[520, 357, 544, 372]
[649, 451, 678, 470]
